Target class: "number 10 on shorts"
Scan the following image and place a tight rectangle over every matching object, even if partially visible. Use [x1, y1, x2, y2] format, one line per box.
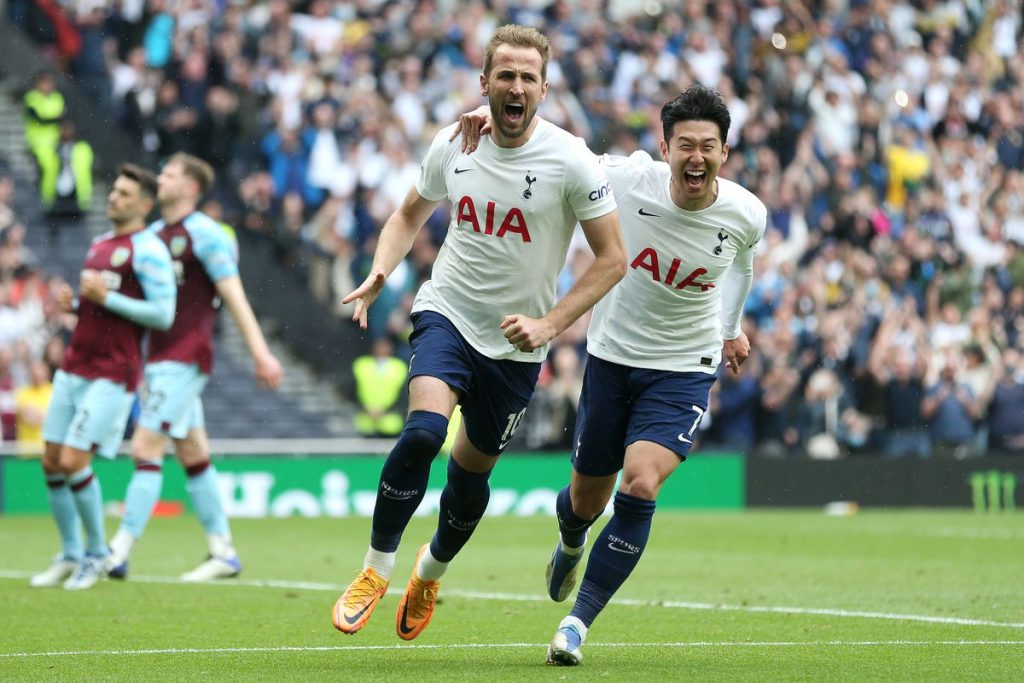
[500, 408, 527, 448]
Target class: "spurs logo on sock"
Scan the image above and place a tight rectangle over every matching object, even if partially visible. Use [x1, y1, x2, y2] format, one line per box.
[445, 512, 480, 532]
[380, 481, 419, 500]
[606, 534, 641, 555]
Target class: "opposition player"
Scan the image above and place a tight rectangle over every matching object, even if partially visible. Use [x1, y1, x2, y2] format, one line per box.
[30, 164, 175, 590]
[456, 85, 766, 664]
[105, 153, 283, 581]
[331, 24, 625, 641]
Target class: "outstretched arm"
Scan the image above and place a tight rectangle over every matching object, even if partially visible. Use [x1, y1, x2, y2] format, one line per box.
[342, 186, 439, 330]
[215, 275, 283, 389]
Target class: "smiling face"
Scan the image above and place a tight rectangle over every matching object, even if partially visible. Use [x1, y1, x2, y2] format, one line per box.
[481, 44, 548, 147]
[660, 119, 729, 211]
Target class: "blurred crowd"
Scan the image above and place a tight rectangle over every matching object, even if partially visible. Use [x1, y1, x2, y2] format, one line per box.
[5, 0, 1024, 458]
[0, 162, 74, 452]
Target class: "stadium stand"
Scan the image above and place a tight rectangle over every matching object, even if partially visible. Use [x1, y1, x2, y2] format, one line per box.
[3, 0, 1024, 458]
[0, 67, 352, 443]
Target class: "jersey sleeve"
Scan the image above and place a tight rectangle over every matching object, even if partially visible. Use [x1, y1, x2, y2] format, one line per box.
[187, 213, 240, 282]
[104, 232, 177, 330]
[565, 138, 617, 221]
[415, 124, 458, 202]
[719, 204, 768, 339]
[598, 151, 647, 195]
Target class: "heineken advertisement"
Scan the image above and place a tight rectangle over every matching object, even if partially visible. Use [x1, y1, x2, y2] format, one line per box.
[0, 453, 745, 516]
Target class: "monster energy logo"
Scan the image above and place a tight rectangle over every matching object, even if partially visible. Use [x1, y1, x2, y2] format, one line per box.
[968, 471, 1017, 513]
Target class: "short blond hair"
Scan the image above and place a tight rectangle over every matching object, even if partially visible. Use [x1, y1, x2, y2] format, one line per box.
[167, 153, 215, 196]
[483, 24, 551, 80]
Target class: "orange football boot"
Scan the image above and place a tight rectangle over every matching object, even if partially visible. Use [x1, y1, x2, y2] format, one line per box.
[395, 545, 441, 640]
[332, 568, 389, 634]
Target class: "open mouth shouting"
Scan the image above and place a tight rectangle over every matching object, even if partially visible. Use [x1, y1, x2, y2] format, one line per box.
[503, 101, 526, 127]
[684, 169, 706, 190]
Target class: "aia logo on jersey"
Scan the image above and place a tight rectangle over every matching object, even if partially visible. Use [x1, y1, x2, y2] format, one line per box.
[456, 196, 531, 242]
[713, 230, 729, 255]
[631, 247, 714, 291]
[523, 172, 537, 199]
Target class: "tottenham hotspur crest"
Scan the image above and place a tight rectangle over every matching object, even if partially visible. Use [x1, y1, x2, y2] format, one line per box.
[523, 172, 537, 199]
[713, 230, 729, 255]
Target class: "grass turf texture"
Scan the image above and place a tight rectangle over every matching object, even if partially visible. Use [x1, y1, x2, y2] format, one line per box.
[1, 511, 1022, 681]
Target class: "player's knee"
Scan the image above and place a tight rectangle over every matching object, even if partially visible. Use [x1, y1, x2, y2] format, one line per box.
[42, 444, 62, 473]
[618, 474, 662, 502]
[175, 441, 206, 468]
[57, 447, 88, 475]
[131, 427, 166, 462]
[398, 427, 446, 464]
[396, 411, 449, 464]
[130, 440, 163, 464]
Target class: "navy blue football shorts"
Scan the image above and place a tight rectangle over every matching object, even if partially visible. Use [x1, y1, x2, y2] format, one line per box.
[408, 311, 541, 455]
[570, 354, 717, 476]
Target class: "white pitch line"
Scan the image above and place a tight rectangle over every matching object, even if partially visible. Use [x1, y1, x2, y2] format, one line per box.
[2, 569, 1023, 631]
[3, 641, 1024, 659]
[860, 527, 1024, 541]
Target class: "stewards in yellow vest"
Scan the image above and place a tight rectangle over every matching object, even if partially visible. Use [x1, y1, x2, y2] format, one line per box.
[38, 120, 93, 213]
[353, 337, 408, 437]
[23, 72, 65, 166]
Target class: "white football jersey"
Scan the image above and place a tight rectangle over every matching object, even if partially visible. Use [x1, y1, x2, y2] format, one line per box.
[412, 120, 617, 361]
[587, 150, 767, 374]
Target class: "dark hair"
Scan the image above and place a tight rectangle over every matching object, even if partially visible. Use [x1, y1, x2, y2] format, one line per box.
[167, 152, 215, 196]
[118, 163, 158, 200]
[661, 85, 731, 146]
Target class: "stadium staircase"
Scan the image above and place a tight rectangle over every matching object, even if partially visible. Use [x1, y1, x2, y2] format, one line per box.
[0, 72, 357, 440]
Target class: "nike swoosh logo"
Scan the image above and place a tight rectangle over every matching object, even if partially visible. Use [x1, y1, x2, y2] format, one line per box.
[342, 597, 377, 624]
[498, 440, 511, 450]
[398, 601, 416, 634]
[677, 434, 693, 444]
[607, 542, 639, 554]
[454, 168, 472, 174]
[638, 208, 661, 217]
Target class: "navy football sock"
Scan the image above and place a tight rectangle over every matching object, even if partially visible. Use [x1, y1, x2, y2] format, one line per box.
[429, 456, 492, 563]
[570, 491, 656, 627]
[555, 485, 602, 548]
[370, 411, 448, 552]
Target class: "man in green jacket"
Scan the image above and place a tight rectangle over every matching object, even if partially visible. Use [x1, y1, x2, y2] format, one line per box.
[23, 72, 65, 167]
[38, 120, 93, 218]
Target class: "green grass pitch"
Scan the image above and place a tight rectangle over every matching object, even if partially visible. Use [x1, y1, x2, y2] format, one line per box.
[1, 510, 1022, 681]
